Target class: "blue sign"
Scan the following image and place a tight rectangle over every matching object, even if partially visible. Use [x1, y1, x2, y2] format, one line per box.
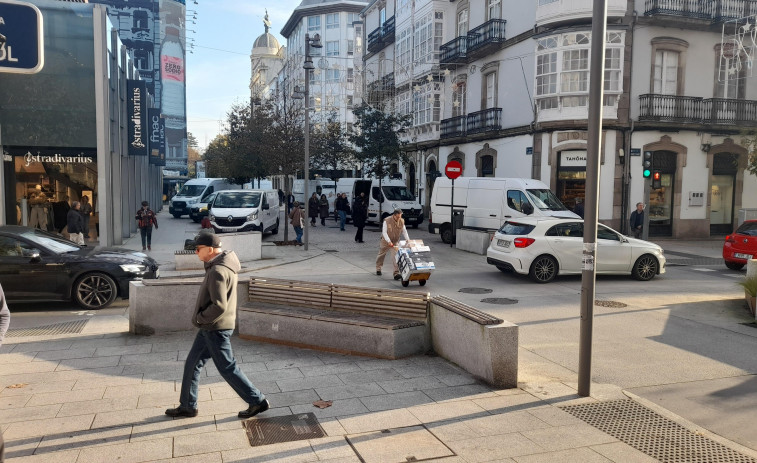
[630, 148, 641, 156]
[526, 147, 533, 155]
[0, 0, 44, 74]
[148, 108, 166, 166]
[127, 80, 148, 156]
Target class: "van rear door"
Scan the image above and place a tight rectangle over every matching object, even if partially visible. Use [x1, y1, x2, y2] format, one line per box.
[467, 179, 505, 229]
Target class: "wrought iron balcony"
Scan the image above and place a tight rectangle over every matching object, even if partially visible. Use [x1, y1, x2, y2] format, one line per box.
[440, 115, 467, 139]
[466, 108, 502, 135]
[440, 36, 468, 64]
[382, 16, 395, 43]
[366, 16, 396, 53]
[467, 19, 507, 57]
[645, 0, 757, 22]
[712, 0, 757, 22]
[639, 94, 757, 126]
[367, 27, 383, 53]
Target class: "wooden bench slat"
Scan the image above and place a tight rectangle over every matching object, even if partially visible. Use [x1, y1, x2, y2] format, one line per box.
[330, 302, 427, 315]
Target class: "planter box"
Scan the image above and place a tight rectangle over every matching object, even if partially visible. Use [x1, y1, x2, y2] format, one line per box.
[747, 291, 757, 318]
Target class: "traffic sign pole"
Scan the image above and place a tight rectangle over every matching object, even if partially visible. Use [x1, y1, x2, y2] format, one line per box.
[444, 161, 463, 247]
[450, 178, 455, 247]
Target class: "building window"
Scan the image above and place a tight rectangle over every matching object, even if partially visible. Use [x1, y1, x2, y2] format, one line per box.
[413, 12, 444, 65]
[396, 90, 412, 117]
[488, 0, 502, 20]
[348, 40, 354, 55]
[380, 7, 386, 25]
[716, 45, 746, 99]
[480, 155, 494, 177]
[133, 10, 149, 29]
[308, 16, 321, 32]
[483, 72, 497, 109]
[348, 12, 359, 27]
[326, 69, 340, 81]
[397, 28, 412, 75]
[134, 49, 150, 70]
[653, 50, 679, 95]
[326, 13, 339, 29]
[347, 95, 354, 107]
[326, 41, 339, 56]
[452, 80, 467, 117]
[457, 9, 468, 36]
[413, 81, 441, 125]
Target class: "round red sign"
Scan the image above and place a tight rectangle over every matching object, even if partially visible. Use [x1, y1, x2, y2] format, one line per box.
[445, 160, 463, 180]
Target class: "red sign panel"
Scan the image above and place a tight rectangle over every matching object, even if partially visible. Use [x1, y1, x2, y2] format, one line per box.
[445, 160, 463, 180]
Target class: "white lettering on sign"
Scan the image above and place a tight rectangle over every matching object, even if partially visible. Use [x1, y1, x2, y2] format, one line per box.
[24, 152, 94, 167]
[0, 17, 5, 25]
[131, 87, 145, 149]
[0, 44, 19, 62]
[447, 167, 461, 172]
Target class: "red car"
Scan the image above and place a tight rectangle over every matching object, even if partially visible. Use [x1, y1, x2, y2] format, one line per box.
[723, 220, 757, 270]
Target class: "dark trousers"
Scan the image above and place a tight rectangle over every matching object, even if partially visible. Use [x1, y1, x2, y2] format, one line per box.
[355, 226, 364, 242]
[140, 226, 152, 248]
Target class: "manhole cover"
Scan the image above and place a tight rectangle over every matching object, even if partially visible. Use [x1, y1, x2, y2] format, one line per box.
[561, 399, 757, 463]
[347, 426, 454, 462]
[458, 287, 493, 294]
[594, 300, 627, 308]
[480, 298, 518, 305]
[242, 413, 325, 447]
[7, 319, 88, 338]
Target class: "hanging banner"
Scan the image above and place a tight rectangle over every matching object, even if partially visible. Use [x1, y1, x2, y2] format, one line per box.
[127, 79, 148, 156]
[148, 108, 166, 166]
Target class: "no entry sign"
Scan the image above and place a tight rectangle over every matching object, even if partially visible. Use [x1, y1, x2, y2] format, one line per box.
[445, 160, 462, 180]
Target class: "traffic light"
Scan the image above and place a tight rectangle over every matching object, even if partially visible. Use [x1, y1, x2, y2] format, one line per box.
[652, 171, 662, 189]
[643, 151, 652, 178]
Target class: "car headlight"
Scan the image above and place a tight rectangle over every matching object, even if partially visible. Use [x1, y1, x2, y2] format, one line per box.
[247, 212, 258, 221]
[120, 264, 146, 273]
[392, 203, 399, 210]
[209, 214, 215, 221]
[200, 207, 208, 212]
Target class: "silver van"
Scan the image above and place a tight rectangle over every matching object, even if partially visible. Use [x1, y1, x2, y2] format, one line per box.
[209, 189, 280, 234]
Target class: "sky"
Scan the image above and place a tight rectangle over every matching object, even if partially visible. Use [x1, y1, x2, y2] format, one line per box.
[186, 0, 300, 151]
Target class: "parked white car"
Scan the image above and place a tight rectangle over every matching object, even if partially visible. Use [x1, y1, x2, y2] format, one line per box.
[486, 217, 666, 283]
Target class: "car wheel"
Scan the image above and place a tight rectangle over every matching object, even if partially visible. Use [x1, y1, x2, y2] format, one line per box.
[172, 213, 182, 219]
[191, 217, 201, 223]
[496, 265, 511, 273]
[73, 272, 118, 310]
[271, 219, 279, 235]
[632, 254, 659, 281]
[529, 255, 558, 283]
[726, 261, 745, 270]
[440, 225, 453, 244]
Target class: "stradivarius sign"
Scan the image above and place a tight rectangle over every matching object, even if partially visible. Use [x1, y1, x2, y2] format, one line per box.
[127, 79, 148, 156]
[0, 0, 44, 74]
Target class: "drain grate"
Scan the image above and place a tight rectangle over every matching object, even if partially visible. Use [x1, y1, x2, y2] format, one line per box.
[458, 287, 493, 294]
[480, 297, 518, 305]
[561, 399, 757, 463]
[6, 319, 89, 338]
[594, 300, 627, 308]
[242, 412, 325, 447]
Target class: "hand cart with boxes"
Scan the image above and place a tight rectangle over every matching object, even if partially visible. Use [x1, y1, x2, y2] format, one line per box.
[394, 240, 435, 287]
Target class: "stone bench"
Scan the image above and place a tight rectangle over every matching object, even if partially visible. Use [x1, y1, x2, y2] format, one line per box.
[429, 295, 518, 388]
[174, 250, 204, 271]
[238, 277, 430, 359]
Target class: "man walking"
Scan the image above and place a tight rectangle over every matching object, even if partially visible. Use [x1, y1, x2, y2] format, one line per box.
[376, 208, 410, 280]
[629, 202, 645, 239]
[66, 201, 85, 245]
[336, 193, 349, 231]
[166, 234, 269, 419]
[135, 201, 159, 251]
[289, 201, 304, 245]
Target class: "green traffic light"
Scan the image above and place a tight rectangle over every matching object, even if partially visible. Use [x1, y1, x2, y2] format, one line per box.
[643, 169, 651, 178]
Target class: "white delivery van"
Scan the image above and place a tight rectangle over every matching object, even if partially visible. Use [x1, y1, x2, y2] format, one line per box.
[293, 179, 338, 213]
[169, 178, 240, 218]
[429, 177, 579, 243]
[208, 189, 280, 234]
[350, 178, 424, 228]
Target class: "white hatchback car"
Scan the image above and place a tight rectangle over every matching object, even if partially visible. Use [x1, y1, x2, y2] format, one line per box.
[486, 217, 666, 283]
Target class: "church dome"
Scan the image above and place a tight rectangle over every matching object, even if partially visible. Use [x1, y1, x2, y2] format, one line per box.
[252, 32, 281, 56]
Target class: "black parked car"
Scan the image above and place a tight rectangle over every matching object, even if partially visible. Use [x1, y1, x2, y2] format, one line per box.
[0, 226, 159, 310]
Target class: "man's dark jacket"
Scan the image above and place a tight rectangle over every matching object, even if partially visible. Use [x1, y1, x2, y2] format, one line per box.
[66, 208, 84, 234]
[192, 250, 241, 331]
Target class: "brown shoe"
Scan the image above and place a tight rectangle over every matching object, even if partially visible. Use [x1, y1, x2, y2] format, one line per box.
[238, 399, 270, 419]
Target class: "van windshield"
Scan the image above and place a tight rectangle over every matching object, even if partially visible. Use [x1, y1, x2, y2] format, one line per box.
[383, 186, 415, 201]
[526, 189, 568, 211]
[177, 185, 206, 197]
[215, 192, 261, 208]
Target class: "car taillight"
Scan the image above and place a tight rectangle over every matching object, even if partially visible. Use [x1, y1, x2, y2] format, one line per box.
[513, 237, 535, 248]
[725, 235, 735, 243]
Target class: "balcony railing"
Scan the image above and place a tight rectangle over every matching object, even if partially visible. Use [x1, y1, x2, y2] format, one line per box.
[440, 36, 468, 64]
[645, 0, 757, 22]
[366, 16, 396, 53]
[367, 27, 383, 52]
[467, 19, 507, 55]
[639, 94, 757, 125]
[466, 108, 502, 135]
[440, 115, 467, 139]
[383, 16, 395, 42]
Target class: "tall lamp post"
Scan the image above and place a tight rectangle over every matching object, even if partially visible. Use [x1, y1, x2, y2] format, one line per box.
[299, 33, 322, 251]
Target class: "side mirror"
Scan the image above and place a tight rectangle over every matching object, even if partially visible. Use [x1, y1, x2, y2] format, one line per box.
[262, 203, 270, 210]
[522, 203, 534, 215]
[29, 249, 42, 262]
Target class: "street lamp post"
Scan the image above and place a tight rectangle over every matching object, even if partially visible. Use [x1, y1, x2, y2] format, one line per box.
[301, 32, 322, 251]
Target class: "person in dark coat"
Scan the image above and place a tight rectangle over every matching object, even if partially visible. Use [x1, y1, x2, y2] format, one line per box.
[352, 192, 368, 243]
[308, 193, 319, 226]
[80, 195, 93, 239]
[318, 194, 329, 226]
[574, 197, 585, 219]
[629, 202, 645, 238]
[52, 196, 71, 233]
[67, 201, 85, 245]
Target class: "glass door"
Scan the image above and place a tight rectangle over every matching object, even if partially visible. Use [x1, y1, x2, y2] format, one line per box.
[710, 175, 735, 235]
[648, 173, 674, 237]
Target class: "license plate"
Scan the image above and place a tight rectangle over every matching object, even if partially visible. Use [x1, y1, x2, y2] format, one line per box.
[734, 253, 753, 259]
[497, 239, 510, 248]
[223, 228, 237, 232]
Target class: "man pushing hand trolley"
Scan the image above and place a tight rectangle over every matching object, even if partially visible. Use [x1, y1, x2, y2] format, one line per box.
[395, 239, 435, 287]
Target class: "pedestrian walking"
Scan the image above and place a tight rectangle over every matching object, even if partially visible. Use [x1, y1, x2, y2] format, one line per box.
[80, 195, 93, 240]
[376, 208, 410, 279]
[308, 193, 319, 227]
[574, 197, 585, 219]
[336, 193, 349, 231]
[629, 202, 645, 239]
[66, 201, 85, 245]
[135, 201, 159, 251]
[165, 233, 269, 420]
[318, 194, 329, 226]
[352, 192, 367, 243]
[0, 283, 10, 463]
[289, 201, 304, 244]
[52, 196, 71, 233]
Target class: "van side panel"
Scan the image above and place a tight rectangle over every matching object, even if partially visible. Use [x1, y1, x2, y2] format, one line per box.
[466, 179, 506, 230]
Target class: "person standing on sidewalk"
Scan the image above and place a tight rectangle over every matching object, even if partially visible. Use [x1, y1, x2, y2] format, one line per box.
[352, 192, 367, 243]
[166, 234, 269, 420]
[336, 193, 349, 231]
[66, 201, 85, 245]
[0, 283, 10, 462]
[289, 201, 304, 245]
[308, 193, 319, 227]
[80, 195, 93, 240]
[135, 201, 159, 251]
[376, 208, 410, 279]
[318, 194, 329, 226]
[629, 202, 645, 239]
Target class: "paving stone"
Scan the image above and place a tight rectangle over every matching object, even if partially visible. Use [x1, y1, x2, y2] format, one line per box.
[72, 373, 143, 390]
[447, 432, 546, 462]
[3, 414, 95, 439]
[464, 411, 552, 436]
[359, 390, 434, 411]
[309, 436, 357, 460]
[299, 362, 364, 377]
[0, 360, 59, 376]
[0, 392, 30, 409]
[290, 398, 369, 419]
[408, 400, 489, 424]
[33, 348, 97, 362]
[424, 384, 497, 403]
[347, 425, 453, 463]
[354, 359, 416, 371]
[265, 388, 321, 407]
[94, 343, 152, 357]
[131, 415, 218, 441]
[436, 374, 479, 387]
[512, 447, 613, 463]
[376, 376, 448, 393]
[90, 407, 166, 429]
[254, 367, 305, 382]
[151, 453, 223, 463]
[209, 380, 280, 400]
[315, 383, 386, 401]
[338, 408, 421, 434]
[424, 419, 481, 443]
[4, 435, 42, 458]
[69, 336, 130, 350]
[316, 352, 356, 365]
[36, 425, 132, 453]
[55, 355, 121, 371]
[119, 351, 179, 365]
[0, 380, 76, 396]
[277, 374, 344, 392]
[338, 368, 405, 385]
[5, 449, 80, 463]
[220, 439, 319, 462]
[0, 372, 54, 387]
[11, 340, 74, 353]
[472, 393, 545, 413]
[265, 357, 326, 370]
[589, 442, 660, 463]
[76, 437, 173, 463]
[57, 396, 138, 418]
[319, 417, 348, 436]
[214, 406, 293, 431]
[27, 387, 106, 406]
[525, 406, 588, 427]
[0, 403, 62, 424]
[393, 363, 465, 379]
[136, 388, 212, 409]
[0, 352, 36, 364]
[520, 424, 617, 452]
[150, 341, 191, 353]
[103, 382, 176, 398]
[174, 428, 250, 457]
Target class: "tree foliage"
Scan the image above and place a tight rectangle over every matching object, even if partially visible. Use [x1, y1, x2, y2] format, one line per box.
[350, 103, 412, 180]
[740, 132, 757, 177]
[311, 111, 354, 183]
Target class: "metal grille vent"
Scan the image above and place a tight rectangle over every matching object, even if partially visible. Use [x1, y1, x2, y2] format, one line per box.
[242, 412, 325, 447]
[561, 399, 757, 463]
[6, 319, 88, 338]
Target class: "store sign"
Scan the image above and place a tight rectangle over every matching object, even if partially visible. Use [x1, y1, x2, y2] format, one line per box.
[560, 150, 587, 168]
[127, 79, 148, 156]
[20, 150, 94, 166]
[0, 0, 44, 74]
[148, 108, 166, 166]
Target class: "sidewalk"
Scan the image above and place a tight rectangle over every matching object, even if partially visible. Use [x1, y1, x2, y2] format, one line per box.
[2, 212, 754, 462]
